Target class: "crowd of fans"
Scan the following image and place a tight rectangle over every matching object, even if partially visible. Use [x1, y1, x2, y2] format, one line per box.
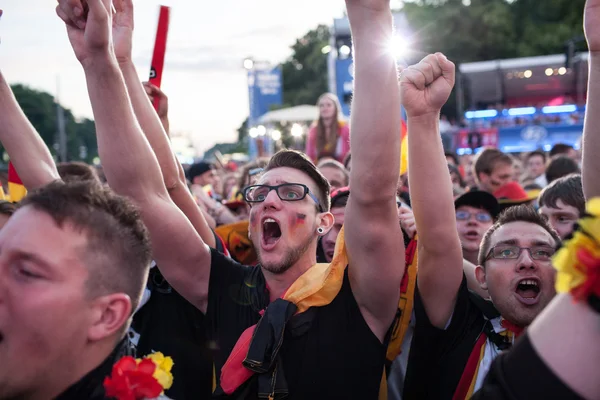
[1, 1, 599, 400]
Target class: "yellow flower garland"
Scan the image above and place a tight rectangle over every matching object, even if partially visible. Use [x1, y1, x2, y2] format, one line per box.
[553, 198, 600, 300]
[136, 352, 174, 392]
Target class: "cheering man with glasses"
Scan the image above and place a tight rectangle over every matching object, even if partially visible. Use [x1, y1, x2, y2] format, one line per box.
[55, 0, 405, 398]
[397, 47, 561, 398]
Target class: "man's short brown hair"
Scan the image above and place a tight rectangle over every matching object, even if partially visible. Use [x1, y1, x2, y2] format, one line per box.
[20, 180, 152, 313]
[265, 150, 331, 212]
[544, 155, 580, 184]
[478, 204, 561, 266]
[57, 161, 101, 183]
[538, 174, 585, 216]
[473, 148, 512, 182]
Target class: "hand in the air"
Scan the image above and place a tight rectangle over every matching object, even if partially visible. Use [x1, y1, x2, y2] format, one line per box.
[585, 0, 600, 53]
[56, 0, 112, 66]
[398, 206, 416, 239]
[112, 0, 134, 63]
[400, 53, 455, 119]
[143, 82, 169, 119]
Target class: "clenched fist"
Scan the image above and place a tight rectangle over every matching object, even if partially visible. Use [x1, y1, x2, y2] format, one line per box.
[400, 53, 455, 119]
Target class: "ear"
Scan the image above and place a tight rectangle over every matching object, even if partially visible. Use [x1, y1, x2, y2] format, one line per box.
[475, 265, 488, 290]
[317, 211, 335, 235]
[87, 293, 132, 342]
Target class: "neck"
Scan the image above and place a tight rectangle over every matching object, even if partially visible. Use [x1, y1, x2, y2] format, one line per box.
[322, 118, 334, 130]
[29, 340, 120, 400]
[463, 249, 479, 265]
[263, 249, 317, 302]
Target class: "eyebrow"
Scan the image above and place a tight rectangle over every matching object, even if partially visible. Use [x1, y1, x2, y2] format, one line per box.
[493, 238, 554, 247]
[14, 250, 54, 271]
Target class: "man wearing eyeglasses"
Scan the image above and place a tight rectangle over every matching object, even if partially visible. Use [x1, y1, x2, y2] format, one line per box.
[57, 0, 405, 398]
[398, 48, 561, 399]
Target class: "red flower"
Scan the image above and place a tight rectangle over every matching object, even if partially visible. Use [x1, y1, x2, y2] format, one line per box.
[573, 248, 600, 301]
[103, 356, 163, 400]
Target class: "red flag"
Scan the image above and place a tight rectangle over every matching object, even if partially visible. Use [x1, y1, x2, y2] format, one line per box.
[149, 6, 170, 110]
[8, 161, 26, 202]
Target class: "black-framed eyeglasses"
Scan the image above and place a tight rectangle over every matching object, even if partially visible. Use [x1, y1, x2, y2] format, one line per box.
[243, 183, 323, 212]
[484, 245, 556, 262]
[456, 210, 492, 223]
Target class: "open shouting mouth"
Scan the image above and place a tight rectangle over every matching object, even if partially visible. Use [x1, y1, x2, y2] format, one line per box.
[514, 277, 541, 306]
[261, 217, 282, 251]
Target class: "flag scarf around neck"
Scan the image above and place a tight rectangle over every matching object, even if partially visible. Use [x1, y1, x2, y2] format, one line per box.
[220, 227, 349, 394]
[8, 161, 26, 202]
[452, 319, 519, 400]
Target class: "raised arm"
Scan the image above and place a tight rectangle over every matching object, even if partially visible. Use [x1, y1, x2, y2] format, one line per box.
[0, 66, 59, 189]
[343, 0, 405, 342]
[404, 54, 463, 328]
[56, 0, 212, 312]
[583, 0, 600, 199]
[111, 0, 215, 248]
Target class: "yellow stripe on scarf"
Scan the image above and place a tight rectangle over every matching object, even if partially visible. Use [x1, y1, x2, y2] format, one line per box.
[465, 340, 487, 399]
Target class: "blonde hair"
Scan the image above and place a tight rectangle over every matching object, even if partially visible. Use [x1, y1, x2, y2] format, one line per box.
[315, 93, 344, 159]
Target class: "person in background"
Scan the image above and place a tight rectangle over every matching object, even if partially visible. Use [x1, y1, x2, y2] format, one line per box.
[545, 155, 580, 184]
[305, 93, 350, 163]
[188, 161, 221, 199]
[549, 142, 578, 160]
[454, 191, 499, 266]
[538, 174, 584, 240]
[0, 200, 16, 229]
[317, 158, 349, 191]
[445, 151, 459, 166]
[449, 163, 466, 198]
[510, 154, 523, 182]
[524, 150, 547, 187]
[473, 148, 513, 193]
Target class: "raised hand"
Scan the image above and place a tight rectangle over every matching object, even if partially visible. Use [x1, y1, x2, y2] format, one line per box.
[400, 53, 455, 119]
[56, 0, 113, 66]
[398, 206, 416, 239]
[143, 82, 169, 120]
[112, 0, 134, 63]
[585, 0, 600, 52]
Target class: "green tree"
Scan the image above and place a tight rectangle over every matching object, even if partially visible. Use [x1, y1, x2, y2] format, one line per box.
[281, 24, 330, 107]
[8, 84, 99, 164]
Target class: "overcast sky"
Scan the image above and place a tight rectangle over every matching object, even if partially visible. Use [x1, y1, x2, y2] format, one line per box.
[1, 1, 355, 155]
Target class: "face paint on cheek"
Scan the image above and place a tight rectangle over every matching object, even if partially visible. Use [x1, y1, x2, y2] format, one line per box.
[289, 213, 307, 232]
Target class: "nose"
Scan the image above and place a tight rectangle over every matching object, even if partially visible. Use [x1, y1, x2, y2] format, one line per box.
[262, 188, 283, 210]
[515, 248, 537, 271]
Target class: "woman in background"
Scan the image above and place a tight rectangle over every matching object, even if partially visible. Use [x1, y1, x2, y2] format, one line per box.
[305, 93, 350, 163]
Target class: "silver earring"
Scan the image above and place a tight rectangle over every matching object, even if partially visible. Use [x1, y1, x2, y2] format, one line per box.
[317, 227, 324, 234]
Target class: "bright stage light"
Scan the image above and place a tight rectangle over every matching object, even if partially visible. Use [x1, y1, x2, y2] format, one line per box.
[388, 35, 411, 59]
[249, 127, 259, 138]
[291, 123, 303, 137]
[271, 130, 282, 141]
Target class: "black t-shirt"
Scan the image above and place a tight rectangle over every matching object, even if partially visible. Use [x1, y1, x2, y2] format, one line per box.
[472, 334, 583, 400]
[403, 275, 495, 400]
[206, 248, 387, 399]
[131, 267, 213, 400]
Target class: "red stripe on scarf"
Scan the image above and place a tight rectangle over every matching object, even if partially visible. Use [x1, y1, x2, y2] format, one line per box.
[452, 333, 487, 400]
